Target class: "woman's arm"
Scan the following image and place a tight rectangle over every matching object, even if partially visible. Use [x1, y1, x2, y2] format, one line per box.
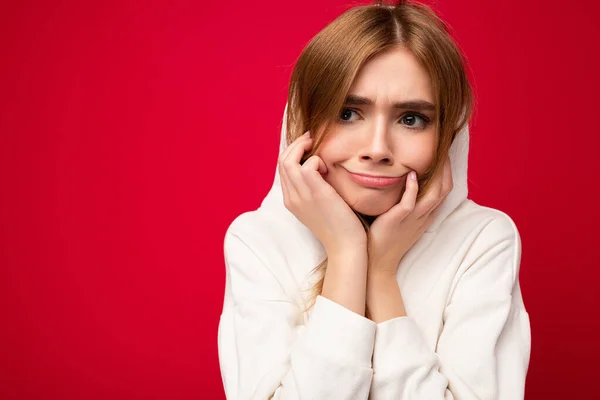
[322, 245, 369, 317]
[218, 227, 377, 400]
[366, 268, 407, 323]
[366, 215, 531, 399]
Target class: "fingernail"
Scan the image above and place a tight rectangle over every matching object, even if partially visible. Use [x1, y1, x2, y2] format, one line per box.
[410, 171, 417, 181]
[303, 131, 310, 137]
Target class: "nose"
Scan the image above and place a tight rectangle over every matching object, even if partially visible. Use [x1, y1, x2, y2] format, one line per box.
[358, 119, 394, 165]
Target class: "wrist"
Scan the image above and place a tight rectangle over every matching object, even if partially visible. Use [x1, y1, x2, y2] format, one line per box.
[367, 261, 398, 280]
[366, 273, 406, 322]
[327, 243, 368, 261]
[322, 247, 369, 317]
[367, 270, 397, 291]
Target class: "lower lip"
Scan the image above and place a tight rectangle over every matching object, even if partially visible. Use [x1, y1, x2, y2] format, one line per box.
[347, 171, 404, 188]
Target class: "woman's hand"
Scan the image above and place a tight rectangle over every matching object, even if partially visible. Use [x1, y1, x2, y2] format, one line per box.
[367, 154, 454, 277]
[278, 131, 367, 255]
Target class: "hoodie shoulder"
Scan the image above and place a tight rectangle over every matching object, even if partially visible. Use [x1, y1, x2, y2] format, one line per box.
[449, 199, 520, 239]
[224, 207, 309, 268]
[225, 209, 280, 252]
[223, 209, 318, 305]
[450, 199, 523, 281]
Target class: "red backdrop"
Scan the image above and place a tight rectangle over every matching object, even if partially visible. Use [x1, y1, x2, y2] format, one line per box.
[1, 0, 599, 398]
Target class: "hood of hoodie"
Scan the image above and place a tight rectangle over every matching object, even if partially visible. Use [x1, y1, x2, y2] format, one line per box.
[260, 102, 470, 235]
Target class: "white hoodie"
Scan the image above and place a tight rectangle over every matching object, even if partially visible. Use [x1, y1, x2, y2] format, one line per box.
[217, 103, 531, 399]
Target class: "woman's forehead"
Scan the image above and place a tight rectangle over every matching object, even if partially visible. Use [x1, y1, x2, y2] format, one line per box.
[348, 47, 434, 105]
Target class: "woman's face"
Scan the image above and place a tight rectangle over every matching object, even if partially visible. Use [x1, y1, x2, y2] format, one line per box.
[315, 46, 438, 217]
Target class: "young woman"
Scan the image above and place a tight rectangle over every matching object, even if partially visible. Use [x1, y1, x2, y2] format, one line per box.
[218, 1, 531, 399]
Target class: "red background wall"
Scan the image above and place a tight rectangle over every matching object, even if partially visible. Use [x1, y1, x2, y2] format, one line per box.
[1, 0, 598, 398]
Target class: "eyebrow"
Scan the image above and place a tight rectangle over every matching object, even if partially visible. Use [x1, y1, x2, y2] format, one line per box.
[345, 94, 436, 112]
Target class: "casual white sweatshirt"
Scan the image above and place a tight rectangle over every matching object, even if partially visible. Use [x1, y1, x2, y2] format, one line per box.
[217, 104, 531, 399]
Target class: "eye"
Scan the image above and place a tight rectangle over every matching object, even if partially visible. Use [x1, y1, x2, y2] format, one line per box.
[400, 113, 431, 130]
[339, 108, 359, 123]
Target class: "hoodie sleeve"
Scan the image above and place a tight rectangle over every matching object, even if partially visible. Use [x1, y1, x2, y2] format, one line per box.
[368, 215, 531, 399]
[217, 229, 377, 400]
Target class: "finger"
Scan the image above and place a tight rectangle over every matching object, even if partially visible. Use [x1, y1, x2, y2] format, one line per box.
[442, 154, 454, 196]
[278, 131, 311, 207]
[278, 161, 297, 202]
[301, 155, 328, 175]
[280, 131, 309, 160]
[432, 154, 452, 203]
[278, 131, 310, 165]
[283, 131, 312, 166]
[390, 171, 418, 219]
[283, 134, 314, 198]
[419, 206, 438, 232]
[301, 155, 330, 193]
[417, 156, 448, 216]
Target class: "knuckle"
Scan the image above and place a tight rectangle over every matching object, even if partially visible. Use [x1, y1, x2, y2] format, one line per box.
[287, 196, 299, 208]
[422, 197, 436, 210]
[303, 169, 316, 181]
[304, 156, 317, 167]
[398, 202, 414, 214]
[279, 157, 290, 168]
[283, 160, 296, 171]
[300, 166, 312, 175]
[288, 169, 301, 181]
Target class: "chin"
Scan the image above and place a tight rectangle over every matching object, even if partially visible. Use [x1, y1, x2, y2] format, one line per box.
[327, 174, 405, 218]
[348, 197, 397, 217]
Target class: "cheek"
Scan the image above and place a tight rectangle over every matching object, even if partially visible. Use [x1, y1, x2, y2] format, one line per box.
[403, 134, 437, 173]
[315, 148, 347, 190]
[315, 136, 348, 168]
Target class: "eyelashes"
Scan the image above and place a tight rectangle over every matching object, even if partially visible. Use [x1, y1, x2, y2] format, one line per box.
[339, 107, 432, 131]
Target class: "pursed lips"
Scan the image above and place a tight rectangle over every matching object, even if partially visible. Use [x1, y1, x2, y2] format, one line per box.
[341, 167, 407, 188]
[348, 171, 406, 179]
[341, 166, 407, 179]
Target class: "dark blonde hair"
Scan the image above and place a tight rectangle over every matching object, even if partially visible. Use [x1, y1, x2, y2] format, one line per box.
[285, 0, 474, 312]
